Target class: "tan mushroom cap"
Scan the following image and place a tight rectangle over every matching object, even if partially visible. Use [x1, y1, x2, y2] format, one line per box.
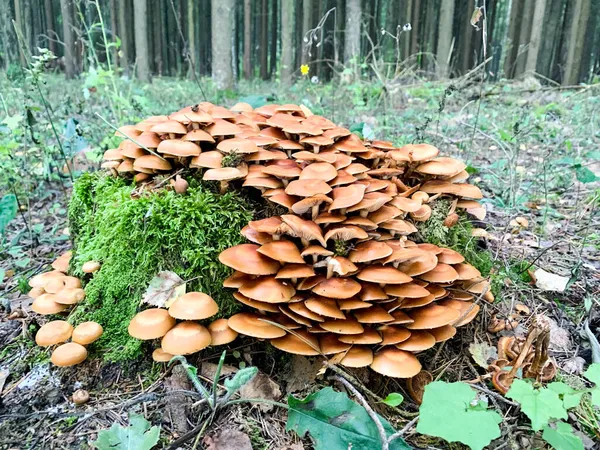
[378, 325, 412, 345]
[395, 330, 436, 351]
[384, 282, 430, 298]
[258, 240, 304, 264]
[357, 265, 412, 284]
[207, 319, 238, 345]
[72, 321, 104, 345]
[319, 334, 352, 354]
[420, 263, 459, 283]
[228, 312, 286, 339]
[428, 324, 457, 342]
[420, 180, 483, 199]
[405, 304, 461, 330]
[276, 264, 316, 280]
[233, 289, 279, 311]
[416, 157, 466, 177]
[337, 298, 372, 310]
[436, 248, 465, 264]
[285, 179, 332, 197]
[32, 294, 68, 315]
[35, 320, 74, 346]
[204, 167, 246, 182]
[271, 330, 320, 355]
[454, 263, 481, 280]
[168, 292, 219, 320]
[54, 288, 86, 305]
[353, 306, 394, 323]
[312, 277, 362, 299]
[150, 120, 188, 135]
[183, 128, 216, 143]
[279, 304, 313, 327]
[240, 276, 296, 303]
[323, 225, 368, 242]
[82, 260, 101, 273]
[397, 294, 436, 309]
[157, 139, 201, 157]
[300, 163, 338, 182]
[161, 322, 212, 355]
[439, 299, 481, 327]
[29, 270, 64, 288]
[398, 143, 439, 162]
[281, 214, 327, 246]
[389, 310, 415, 325]
[288, 301, 325, 322]
[340, 346, 373, 367]
[28, 287, 45, 299]
[206, 119, 242, 136]
[219, 244, 280, 275]
[116, 124, 142, 139]
[133, 155, 173, 172]
[44, 276, 67, 294]
[370, 348, 421, 378]
[305, 296, 346, 319]
[51, 342, 88, 367]
[319, 318, 364, 335]
[152, 347, 175, 362]
[338, 328, 382, 344]
[359, 283, 388, 301]
[128, 308, 176, 340]
[329, 184, 366, 211]
[301, 245, 333, 260]
[190, 151, 224, 169]
[52, 252, 71, 272]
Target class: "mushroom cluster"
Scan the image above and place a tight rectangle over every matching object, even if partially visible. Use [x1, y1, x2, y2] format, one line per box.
[127, 292, 239, 361]
[101, 102, 490, 378]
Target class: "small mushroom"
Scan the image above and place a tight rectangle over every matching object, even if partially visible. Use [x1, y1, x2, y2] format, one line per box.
[72, 389, 90, 405]
[51, 342, 88, 366]
[72, 322, 103, 345]
[82, 261, 101, 274]
[35, 320, 74, 346]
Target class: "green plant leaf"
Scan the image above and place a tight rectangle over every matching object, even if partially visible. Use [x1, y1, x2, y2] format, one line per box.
[382, 392, 404, 407]
[542, 422, 584, 450]
[287, 387, 410, 450]
[225, 366, 258, 396]
[547, 382, 583, 409]
[2, 114, 23, 130]
[583, 363, 600, 407]
[506, 379, 567, 431]
[0, 194, 18, 236]
[417, 381, 501, 450]
[575, 166, 597, 183]
[92, 414, 160, 450]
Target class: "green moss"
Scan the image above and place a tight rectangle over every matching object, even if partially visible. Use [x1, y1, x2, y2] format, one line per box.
[68, 173, 253, 361]
[415, 200, 494, 277]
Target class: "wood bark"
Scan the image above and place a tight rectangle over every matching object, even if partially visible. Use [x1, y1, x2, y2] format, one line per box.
[301, 0, 312, 65]
[436, 0, 455, 77]
[14, 0, 27, 65]
[525, 0, 547, 73]
[269, 0, 277, 78]
[564, 0, 591, 84]
[410, 0, 421, 56]
[504, 0, 523, 77]
[117, 0, 129, 74]
[109, 0, 118, 68]
[133, 0, 151, 82]
[259, 0, 268, 79]
[188, 0, 196, 78]
[243, 0, 252, 78]
[43, 0, 55, 53]
[59, 0, 76, 77]
[211, 0, 234, 89]
[344, 0, 361, 64]
[281, 0, 294, 85]
[514, 0, 535, 76]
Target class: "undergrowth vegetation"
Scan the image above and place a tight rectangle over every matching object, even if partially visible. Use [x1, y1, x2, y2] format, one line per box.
[67, 172, 252, 360]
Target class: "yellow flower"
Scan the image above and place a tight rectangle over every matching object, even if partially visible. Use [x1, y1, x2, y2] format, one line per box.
[300, 64, 310, 76]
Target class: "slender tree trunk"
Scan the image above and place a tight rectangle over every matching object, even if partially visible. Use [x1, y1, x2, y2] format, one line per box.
[117, 0, 129, 74]
[564, 0, 591, 85]
[344, 0, 361, 64]
[23, 0, 32, 54]
[44, 0, 56, 54]
[579, 0, 599, 82]
[243, 0, 252, 78]
[153, 0, 162, 74]
[108, 0, 118, 68]
[410, 0, 421, 56]
[59, 0, 75, 77]
[14, 0, 27, 65]
[514, 0, 535, 76]
[524, 0, 547, 73]
[269, 0, 277, 78]
[301, 0, 312, 65]
[537, 0, 563, 79]
[211, 0, 234, 88]
[436, 0, 455, 78]
[504, 0, 523, 77]
[259, 0, 268, 79]
[187, 0, 196, 78]
[281, 0, 294, 84]
[133, 0, 151, 82]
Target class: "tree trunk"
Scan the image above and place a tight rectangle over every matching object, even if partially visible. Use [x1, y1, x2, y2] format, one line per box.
[59, 0, 75, 77]
[301, 0, 312, 65]
[410, 0, 421, 56]
[259, 0, 268, 79]
[514, 0, 535, 76]
[436, 0, 455, 78]
[133, 0, 151, 82]
[23, 0, 32, 54]
[211, 0, 234, 89]
[503, 0, 523, 77]
[44, 0, 55, 54]
[117, 0, 129, 74]
[524, 0, 546, 73]
[563, 0, 591, 85]
[344, 0, 360, 64]
[243, 0, 252, 78]
[187, 0, 196, 78]
[281, 0, 294, 84]
[269, 0, 277, 78]
[14, 0, 27, 65]
[536, 0, 563, 79]
[578, 0, 599, 82]
[108, 0, 118, 68]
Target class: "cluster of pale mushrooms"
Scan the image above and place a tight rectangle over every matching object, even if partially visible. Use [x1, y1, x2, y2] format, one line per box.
[29, 252, 103, 366]
[102, 102, 492, 378]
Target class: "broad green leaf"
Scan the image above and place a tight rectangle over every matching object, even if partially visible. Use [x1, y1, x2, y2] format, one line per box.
[583, 363, 600, 407]
[2, 114, 23, 130]
[225, 366, 258, 396]
[417, 381, 501, 450]
[287, 387, 411, 450]
[0, 194, 18, 236]
[506, 379, 567, 431]
[382, 392, 404, 407]
[238, 95, 269, 108]
[547, 382, 583, 409]
[542, 422, 584, 450]
[575, 167, 598, 184]
[92, 414, 160, 450]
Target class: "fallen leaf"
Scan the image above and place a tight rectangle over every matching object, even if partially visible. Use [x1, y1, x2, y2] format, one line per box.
[561, 356, 586, 375]
[201, 362, 237, 380]
[469, 342, 498, 369]
[547, 317, 572, 352]
[204, 429, 252, 450]
[534, 268, 569, 292]
[285, 355, 324, 393]
[239, 371, 281, 412]
[141, 271, 184, 307]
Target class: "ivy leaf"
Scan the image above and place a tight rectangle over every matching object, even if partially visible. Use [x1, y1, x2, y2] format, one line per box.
[506, 379, 567, 431]
[583, 363, 600, 407]
[382, 392, 404, 407]
[287, 387, 411, 450]
[416, 381, 501, 450]
[542, 422, 584, 450]
[92, 414, 160, 450]
[547, 382, 583, 409]
[141, 271, 184, 307]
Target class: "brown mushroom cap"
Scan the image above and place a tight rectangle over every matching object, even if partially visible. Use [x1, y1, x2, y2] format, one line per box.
[357, 265, 412, 284]
[157, 139, 201, 157]
[395, 330, 436, 351]
[82, 261, 101, 273]
[219, 244, 280, 275]
[436, 248, 465, 264]
[285, 179, 332, 197]
[281, 215, 327, 246]
[312, 277, 362, 299]
[420, 263, 459, 283]
[206, 119, 243, 136]
[35, 320, 74, 346]
[353, 306, 394, 323]
[319, 334, 352, 354]
[370, 348, 421, 378]
[378, 325, 412, 345]
[54, 288, 86, 305]
[72, 321, 104, 345]
[428, 325, 457, 342]
[305, 296, 346, 319]
[454, 263, 481, 280]
[338, 328, 382, 344]
[152, 348, 175, 362]
[128, 308, 176, 340]
[32, 294, 68, 315]
[405, 304, 461, 329]
[329, 184, 366, 211]
[416, 157, 466, 177]
[208, 318, 238, 345]
[258, 240, 305, 264]
[168, 292, 219, 320]
[161, 322, 212, 355]
[270, 330, 320, 355]
[384, 282, 430, 298]
[228, 312, 287, 339]
[300, 163, 338, 181]
[240, 276, 296, 303]
[319, 318, 364, 335]
[134, 155, 173, 172]
[439, 299, 481, 327]
[29, 270, 64, 288]
[340, 346, 373, 367]
[51, 342, 88, 367]
[348, 241, 393, 263]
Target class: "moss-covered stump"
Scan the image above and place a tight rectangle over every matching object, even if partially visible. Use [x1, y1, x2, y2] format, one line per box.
[67, 173, 252, 361]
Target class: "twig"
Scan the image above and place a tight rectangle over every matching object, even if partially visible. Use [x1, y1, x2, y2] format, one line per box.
[388, 416, 419, 442]
[469, 384, 520, 408]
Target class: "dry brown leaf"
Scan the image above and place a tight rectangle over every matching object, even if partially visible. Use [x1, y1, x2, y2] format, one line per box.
[204, 428, 252, 450]
[238, 371, 281, 412]
[141, 270, 185, 307]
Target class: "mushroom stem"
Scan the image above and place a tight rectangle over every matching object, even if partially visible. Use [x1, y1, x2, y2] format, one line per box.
[282, 179, 289, 187]
[192, 123, 200, 130]
[313, 145, 320, 154]
[301, 238, 310, 247]
[311, 205, 319, 221]
[360, 210, 368, 218]
[326, 260, 334, 279]
[169, 133, 176, 139]
[507, 326, 540, 380]
[219, 181, 229, 194]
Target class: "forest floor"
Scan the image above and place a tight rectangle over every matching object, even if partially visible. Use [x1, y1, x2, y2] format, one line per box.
[0, 73, 599, 449]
